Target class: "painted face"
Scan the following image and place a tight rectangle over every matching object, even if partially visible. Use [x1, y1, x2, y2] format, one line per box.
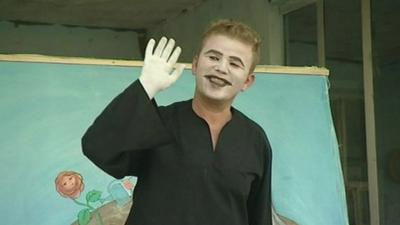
[192, 34, 255, 103]
[61, 175, 76, 191]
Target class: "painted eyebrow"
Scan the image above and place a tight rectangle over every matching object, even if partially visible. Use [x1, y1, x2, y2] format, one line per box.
[204, 49, 245, 67]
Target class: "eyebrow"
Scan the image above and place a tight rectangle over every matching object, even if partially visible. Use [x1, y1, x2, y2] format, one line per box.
[204, 49, 245, 67]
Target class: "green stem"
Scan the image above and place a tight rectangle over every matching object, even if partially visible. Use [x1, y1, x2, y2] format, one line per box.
[72, 199, 94, 210]
[72, 198, 104, 225]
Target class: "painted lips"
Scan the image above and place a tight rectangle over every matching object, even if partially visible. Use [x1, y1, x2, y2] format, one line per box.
[204, 75, 232, 87]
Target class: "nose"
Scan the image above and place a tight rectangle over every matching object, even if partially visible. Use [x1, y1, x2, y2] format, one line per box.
[215, 59, 228, 75]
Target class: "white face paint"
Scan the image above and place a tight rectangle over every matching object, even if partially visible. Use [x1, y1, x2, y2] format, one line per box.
[192, 34, 255, 103]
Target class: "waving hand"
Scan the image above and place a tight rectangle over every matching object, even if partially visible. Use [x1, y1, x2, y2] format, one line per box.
[139, 37, 185, 99]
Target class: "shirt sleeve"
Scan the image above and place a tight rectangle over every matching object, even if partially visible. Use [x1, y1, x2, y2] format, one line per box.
[81, 79, 173, 178]
[247, 132, 273, 225]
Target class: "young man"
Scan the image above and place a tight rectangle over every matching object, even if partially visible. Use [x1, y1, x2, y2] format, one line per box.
[82, 19, 272, 225]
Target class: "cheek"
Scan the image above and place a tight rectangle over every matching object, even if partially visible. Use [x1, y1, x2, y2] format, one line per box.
[60, 179, 71, 189]
[67, 177, 76, 186]
[232, 73, 247, 84]
[235, 76, 252, 91]
[194, 58, 214, 74]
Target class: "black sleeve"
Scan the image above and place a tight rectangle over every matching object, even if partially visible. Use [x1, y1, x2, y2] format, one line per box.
[81, 80, 173, 178]
[247, 132, 273, 225]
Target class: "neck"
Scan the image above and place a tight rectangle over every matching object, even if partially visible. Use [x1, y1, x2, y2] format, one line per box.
[192, 93, 232, 125]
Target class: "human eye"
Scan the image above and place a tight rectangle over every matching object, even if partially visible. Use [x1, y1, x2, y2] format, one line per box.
[230, 60, 244, 69]
[230, 62, 240, 68]
[208, 55, 219, 61]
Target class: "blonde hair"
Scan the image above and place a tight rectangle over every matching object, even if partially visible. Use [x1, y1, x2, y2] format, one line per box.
[197, 19, 261, 72]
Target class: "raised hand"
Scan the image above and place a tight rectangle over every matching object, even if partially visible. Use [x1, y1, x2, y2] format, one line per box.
[139, 37, 185, 99]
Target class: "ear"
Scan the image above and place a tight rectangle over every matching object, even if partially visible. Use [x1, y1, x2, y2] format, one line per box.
[192, 55, 198, 75]
[241, 73, 255, 91]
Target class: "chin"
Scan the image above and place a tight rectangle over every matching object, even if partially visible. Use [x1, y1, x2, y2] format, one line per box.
[204, 92, 234, 103]
[195, 85, 235, 101]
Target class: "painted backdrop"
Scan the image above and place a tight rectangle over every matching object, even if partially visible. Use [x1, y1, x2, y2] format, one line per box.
[0, 59, 348, 225]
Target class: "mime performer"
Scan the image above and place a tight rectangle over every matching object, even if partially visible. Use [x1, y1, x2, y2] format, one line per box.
[82, 19, 273, 225]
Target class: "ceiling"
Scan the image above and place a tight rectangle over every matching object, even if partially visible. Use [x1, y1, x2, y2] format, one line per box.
[0, 0, 205, 30]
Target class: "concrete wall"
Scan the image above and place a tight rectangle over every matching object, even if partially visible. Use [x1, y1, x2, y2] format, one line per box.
[146, 0, 281, 65]
[0, 21, 142, 59]
[0, 0, 284, 65]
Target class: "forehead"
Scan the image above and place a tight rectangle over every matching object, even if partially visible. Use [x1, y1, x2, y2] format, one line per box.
[200, 35, 253, 63]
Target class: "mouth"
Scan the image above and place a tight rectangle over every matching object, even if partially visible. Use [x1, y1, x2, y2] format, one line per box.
[204, 75, 232, 87]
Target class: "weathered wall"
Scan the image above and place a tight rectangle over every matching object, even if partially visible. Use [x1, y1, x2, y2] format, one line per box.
[146, 0, 281, 65]
[0, 0, 283, 64]
[0, 21, 142, 59]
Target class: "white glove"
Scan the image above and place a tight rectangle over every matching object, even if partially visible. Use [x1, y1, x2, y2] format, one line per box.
[139, 37, 185, 99]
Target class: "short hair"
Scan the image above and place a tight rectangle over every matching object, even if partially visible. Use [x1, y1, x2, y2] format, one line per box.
[197, 19, 261, 73]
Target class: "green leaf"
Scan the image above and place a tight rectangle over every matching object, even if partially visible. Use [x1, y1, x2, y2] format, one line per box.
[77, 208, 91, 225]
[86, 190, 102, 203]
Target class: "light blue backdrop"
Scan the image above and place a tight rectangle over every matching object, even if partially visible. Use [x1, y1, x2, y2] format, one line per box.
[0, 60, 348, 225]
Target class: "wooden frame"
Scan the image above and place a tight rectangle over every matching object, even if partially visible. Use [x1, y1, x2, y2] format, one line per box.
[278, 0, 325, 67]
[0, 54, 329, 76]
[277, 1, 381, 224]
[265, 3, 285, 65]
[317, 0, 326, 67]
[361, 0, 380, 224]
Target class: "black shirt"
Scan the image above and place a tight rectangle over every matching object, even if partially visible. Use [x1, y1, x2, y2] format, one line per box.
[82, 80, 272, 225]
